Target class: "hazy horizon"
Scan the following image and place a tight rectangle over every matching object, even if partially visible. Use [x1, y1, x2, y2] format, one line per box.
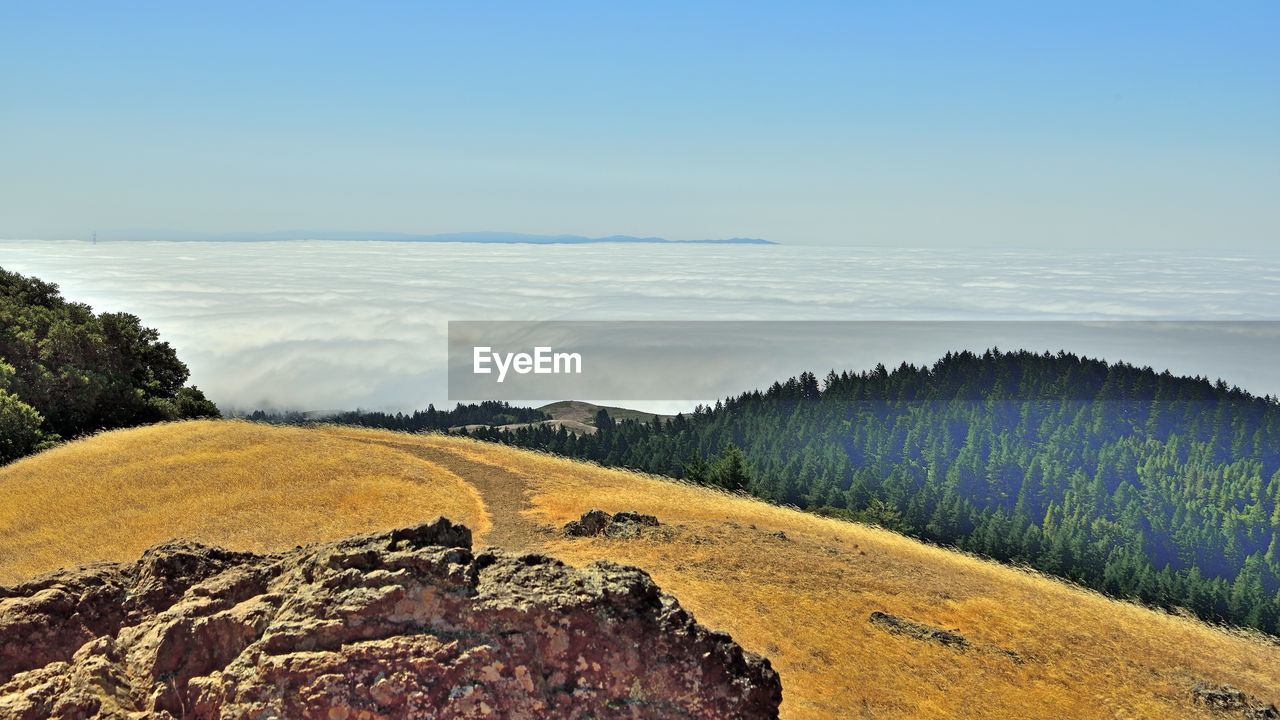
[0, 231, 775, 245]
[4, 3, 1278, 410]
[4, 240, 1279, 414]
[9, 235, 1280, 255]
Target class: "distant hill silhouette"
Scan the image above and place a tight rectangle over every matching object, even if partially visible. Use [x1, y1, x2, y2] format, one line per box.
[90, 230, 776, 245]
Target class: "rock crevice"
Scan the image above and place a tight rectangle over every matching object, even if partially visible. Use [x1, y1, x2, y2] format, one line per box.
[0, 518, 781, 719]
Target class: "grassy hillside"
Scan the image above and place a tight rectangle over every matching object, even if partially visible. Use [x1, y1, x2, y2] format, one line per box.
[494, 352, 1280, 635]
[449, 401, 671, 436]
[0, 421, 485, 582]
[539, 400, 673, 427]
[3, 421, 1278, 719]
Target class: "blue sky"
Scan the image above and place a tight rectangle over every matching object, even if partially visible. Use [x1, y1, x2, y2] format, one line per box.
[2, 2, 1277, 248]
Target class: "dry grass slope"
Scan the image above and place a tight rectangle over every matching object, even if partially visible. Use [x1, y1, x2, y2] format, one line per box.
[328, 430, 1280, 720]
[3, 421, 1279, 720]
[0, 420, 485, 583]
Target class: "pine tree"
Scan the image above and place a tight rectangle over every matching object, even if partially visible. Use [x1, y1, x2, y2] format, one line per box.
[711, 443, 752, 492]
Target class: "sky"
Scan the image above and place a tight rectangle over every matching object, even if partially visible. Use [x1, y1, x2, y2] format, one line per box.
[1, 2, 1277, 249]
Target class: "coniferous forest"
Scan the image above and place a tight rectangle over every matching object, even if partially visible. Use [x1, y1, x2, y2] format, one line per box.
[463, 350, 1280, 635]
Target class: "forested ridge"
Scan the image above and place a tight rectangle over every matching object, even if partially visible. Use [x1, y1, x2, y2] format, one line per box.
[0, 267, 219, 463]
[467, 349, 1280, 634]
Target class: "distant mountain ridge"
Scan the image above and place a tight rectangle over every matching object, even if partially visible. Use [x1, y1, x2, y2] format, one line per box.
[88, 230, 776, 245]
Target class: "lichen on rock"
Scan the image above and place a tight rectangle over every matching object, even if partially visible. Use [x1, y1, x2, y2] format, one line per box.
[563, 509, 661, 539]
[0, 518, 780, 719]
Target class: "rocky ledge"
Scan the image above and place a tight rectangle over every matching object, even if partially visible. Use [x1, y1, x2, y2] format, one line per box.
[0, 519, 780, 719]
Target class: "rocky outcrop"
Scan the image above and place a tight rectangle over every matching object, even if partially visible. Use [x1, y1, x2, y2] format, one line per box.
[0, 519, 781, 719]
[1191, 681, 1279, 719]
[867, 611, 969, 649]
[865, 612, 1028, 665]
[563, 509, 660, 539]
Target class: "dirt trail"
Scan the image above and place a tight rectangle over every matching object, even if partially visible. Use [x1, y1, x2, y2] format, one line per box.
[341, 436, 545, 552]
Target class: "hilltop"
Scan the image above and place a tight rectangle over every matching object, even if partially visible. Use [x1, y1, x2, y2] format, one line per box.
[447, 401, 671, 435]
[538, 400, 674, 432]
[1, 420, 1277, 719]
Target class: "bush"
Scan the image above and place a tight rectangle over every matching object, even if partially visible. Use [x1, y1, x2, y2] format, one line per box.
[0, 388, 54, 464]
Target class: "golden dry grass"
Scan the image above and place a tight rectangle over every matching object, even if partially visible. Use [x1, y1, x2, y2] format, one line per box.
[388, 433, 1280, 720]
[4, 422, 1279, 719]
[0, 420, 485, 583]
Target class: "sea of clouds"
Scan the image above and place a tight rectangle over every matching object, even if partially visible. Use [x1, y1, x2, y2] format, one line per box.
[1, 240, 1278, 413]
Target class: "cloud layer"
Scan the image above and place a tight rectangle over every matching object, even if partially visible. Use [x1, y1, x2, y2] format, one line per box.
[2, 241, 1278, 411]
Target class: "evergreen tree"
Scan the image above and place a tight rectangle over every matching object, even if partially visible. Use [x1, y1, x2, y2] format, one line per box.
[711, 443, 752, 492]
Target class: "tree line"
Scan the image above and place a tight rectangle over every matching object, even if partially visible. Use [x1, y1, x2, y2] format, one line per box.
[244, 401, 548, 432]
